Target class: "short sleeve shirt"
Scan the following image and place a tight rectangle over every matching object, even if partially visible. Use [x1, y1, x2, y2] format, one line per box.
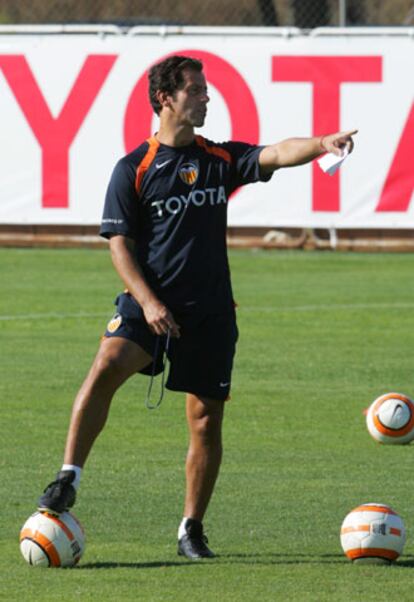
[100, 135, 271, 314]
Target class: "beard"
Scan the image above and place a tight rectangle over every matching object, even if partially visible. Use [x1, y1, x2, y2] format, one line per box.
[190, 108, 207, 128]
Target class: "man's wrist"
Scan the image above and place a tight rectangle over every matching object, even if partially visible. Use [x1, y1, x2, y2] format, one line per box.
[139, 292, 162, 311]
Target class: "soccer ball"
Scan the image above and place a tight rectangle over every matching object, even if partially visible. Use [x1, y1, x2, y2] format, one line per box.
[340, 503, 406, 564]
[366, 392, 414, 444]
[19, 511, 85, 567]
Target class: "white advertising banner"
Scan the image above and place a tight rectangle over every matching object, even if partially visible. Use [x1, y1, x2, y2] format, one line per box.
[0, 28, 413, 228]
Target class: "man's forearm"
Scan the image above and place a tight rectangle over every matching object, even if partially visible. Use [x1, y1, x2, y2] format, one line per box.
[263, 137, 324, 170]
[259, 129, 357, 174]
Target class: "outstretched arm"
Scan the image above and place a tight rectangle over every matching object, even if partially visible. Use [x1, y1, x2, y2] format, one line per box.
[259, 130, 357, 175]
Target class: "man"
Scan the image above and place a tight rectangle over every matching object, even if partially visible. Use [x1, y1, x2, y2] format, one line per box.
[38, 55, 356, 559]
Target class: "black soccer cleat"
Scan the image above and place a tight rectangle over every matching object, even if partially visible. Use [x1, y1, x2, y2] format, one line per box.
[177, 518, 216, 560]
[38, 470, 77, 514]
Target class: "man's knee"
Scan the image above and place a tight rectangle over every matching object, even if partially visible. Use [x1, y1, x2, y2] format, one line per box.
[187, 395, 224, 442]
[93, 351, 125, 381]
[91, 338, 151, 385]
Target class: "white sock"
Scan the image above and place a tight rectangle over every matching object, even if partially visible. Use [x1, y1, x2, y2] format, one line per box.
[61, 464, 82, 490]
[178, 517, 190, 540]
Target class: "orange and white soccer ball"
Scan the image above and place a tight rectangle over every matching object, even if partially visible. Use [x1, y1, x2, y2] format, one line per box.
[20, 511, 85, 567]
[366, 392, 414, 444]
[340, 503, 406, 564]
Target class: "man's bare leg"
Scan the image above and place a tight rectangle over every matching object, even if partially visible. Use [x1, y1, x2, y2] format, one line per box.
[64, 337, 152, 467]
[38, 337, 152, 513]
[178, 393, 224, 559]
[184, 393, 224, 520]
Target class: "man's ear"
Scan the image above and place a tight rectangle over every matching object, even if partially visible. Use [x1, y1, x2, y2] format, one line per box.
[156, 89, 173, 110]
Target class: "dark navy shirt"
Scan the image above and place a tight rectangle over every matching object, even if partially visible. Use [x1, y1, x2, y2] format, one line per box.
[100, 135, 271, 314]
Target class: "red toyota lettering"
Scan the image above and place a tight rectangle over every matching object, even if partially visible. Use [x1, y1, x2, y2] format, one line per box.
[0, 54, 117, 208]
[272, 56, 382, 211]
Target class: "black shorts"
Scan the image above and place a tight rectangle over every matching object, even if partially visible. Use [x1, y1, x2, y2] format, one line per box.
[104, 292, 238, 401]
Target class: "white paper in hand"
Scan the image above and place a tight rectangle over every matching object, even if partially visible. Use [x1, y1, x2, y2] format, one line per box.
[317, 147, 349, 176]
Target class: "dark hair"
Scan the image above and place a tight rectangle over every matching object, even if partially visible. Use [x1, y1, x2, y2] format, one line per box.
[148, 55, 203, 115]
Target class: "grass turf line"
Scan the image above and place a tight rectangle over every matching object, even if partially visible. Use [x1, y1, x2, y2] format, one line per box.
[2, 248, 414, 601]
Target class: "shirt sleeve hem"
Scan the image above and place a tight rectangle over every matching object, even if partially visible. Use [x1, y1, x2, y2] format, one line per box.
[99, 228, 137, 240]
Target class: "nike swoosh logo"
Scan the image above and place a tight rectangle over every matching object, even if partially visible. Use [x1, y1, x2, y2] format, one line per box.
[219, 382, 231, 387]
[155, 159, 172, 169]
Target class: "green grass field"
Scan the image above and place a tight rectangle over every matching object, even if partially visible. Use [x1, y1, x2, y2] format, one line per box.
[2, 247, 414, 601]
